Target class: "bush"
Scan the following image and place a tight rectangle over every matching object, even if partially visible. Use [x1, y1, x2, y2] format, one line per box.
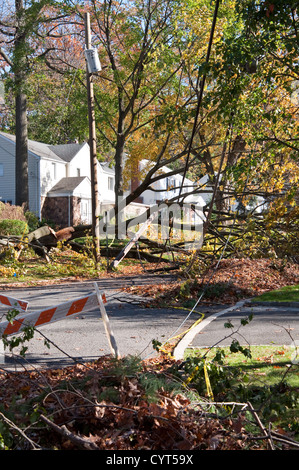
[0, 202, 26, 221]
[25, 211, 40, 232]
[0, 219, 28, 236]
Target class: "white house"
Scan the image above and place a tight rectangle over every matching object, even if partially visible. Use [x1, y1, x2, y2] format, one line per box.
[0, 131, 115, 227]
[0, 131, 210, 230]
[133, 159, 209, 208]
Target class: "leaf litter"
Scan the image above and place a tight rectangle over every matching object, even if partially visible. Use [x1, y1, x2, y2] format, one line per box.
[123, 258, 299, 306]
[0, 355, 272, 450]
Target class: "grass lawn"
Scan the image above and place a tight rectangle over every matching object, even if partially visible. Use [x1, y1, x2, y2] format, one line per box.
[252, 284, 299, 303]
[185, 344, 298, 388]
[0, 246, 149, 284]
[184, 344, 299, 433]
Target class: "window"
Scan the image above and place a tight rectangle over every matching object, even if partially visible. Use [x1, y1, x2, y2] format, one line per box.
[77, 168, 81, 176]
[81, 201, 87, 217]
[51, 162, 57, 179]
[167, 177, 175, 191]
[0, 163, 3, 176]
[108, 176, 114, 191]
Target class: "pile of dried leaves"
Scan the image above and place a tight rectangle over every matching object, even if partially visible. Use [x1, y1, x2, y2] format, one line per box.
[123, 258, 299, 307]
[0, 355, 279, 451]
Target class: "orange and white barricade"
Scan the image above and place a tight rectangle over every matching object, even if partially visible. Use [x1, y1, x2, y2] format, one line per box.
[0, 294, 29, 312]
[0, 294, 29, 363]
[0, 283, 119, 362]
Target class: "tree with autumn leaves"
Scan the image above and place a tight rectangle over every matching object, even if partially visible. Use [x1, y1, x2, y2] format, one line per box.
[206, 0, 299, 259]
[0, 0, 298, 260]
[0, 0, 78, 207]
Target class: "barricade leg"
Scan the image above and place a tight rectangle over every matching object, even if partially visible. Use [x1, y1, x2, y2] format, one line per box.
[0, 338, 5, 364]
[94, 282, 120, 358]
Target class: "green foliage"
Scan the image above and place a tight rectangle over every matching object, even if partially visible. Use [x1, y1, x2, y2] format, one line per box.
[0, 422, 13, 450]
[26, 67, 89, 144]
[179, 280, 191, 299]
[109, 355, 144, 379]
[2, 308, 35, 357]
[202, 282, 230, 299]
[179, 314, 255, 396]
[183, 339, 299, 432]
[182, 352, 237, 397]
[139, 371, 182, 403]
[152, 339, 162, 353]
[0, 219, 28, 236]
[24, 211, 40, 232]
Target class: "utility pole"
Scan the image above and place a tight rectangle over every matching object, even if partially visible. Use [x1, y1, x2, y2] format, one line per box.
[84, 12, 100, 266]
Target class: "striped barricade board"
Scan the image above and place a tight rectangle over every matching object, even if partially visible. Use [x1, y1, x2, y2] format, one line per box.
[0, 294, 29, 312]
[0, 291, 106, 338]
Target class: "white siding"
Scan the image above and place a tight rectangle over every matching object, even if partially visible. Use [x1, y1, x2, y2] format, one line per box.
[0, 135, 16, 204]
[72, 178, 91, 199]
[40, 158, 66, 197]
[0, 135, 43, 216]
[98, 164, 115, 203]
[139, 161, 209, 208]
[66, 144, 91, 179]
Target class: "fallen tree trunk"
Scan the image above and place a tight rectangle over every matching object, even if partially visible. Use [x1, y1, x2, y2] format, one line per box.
[102, 246, 170, 263]
[0, 224, 93, 258]
[0, 220, 199, 265]
[55, 225, 92, 242]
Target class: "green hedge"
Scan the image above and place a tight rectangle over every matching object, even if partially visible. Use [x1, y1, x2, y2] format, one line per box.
[0, 219, 28, 236]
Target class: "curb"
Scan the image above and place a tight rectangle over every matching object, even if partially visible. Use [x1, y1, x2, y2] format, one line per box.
[173, 298, 299, 361]
[173, 299, 249, 360]
[246, 301, 299, 308]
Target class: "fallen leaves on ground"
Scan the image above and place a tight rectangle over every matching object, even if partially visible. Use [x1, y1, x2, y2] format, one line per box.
[0, 355, 268, 450]
[0, 261, 172, 290]
[123, 258, 299, 307]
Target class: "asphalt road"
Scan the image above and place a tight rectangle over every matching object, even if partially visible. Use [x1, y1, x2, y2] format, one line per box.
[0, 276, 199, 370]
[0, 277, 298, 370]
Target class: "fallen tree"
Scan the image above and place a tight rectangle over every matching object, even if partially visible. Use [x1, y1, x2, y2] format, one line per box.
[0, 222, 180, 265]
[0, 224, 92, 262]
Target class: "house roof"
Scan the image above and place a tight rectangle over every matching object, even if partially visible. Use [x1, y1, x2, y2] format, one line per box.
[49, 142, 87, 162]
[0, 132, 87, 163]
[48, 176, 88, 194]
[100, 162, 115, 175]
[0, 132, 63, 162]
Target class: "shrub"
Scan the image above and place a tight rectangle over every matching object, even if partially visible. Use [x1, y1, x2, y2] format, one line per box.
[0, 202, 26, 221]
[25, 211, 40, 232]
[0, 219, 28, 236]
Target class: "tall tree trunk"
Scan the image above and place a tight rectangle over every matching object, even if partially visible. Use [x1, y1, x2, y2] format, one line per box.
[14, 0, 28, 209]
[15, 91, 28, 208]
[114, 97, 126, 238]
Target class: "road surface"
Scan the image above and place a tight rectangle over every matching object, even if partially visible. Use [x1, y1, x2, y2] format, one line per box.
[0, 278, 297, 370]
[0, 276, 200, 369]
[173, 301, 299, 359]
